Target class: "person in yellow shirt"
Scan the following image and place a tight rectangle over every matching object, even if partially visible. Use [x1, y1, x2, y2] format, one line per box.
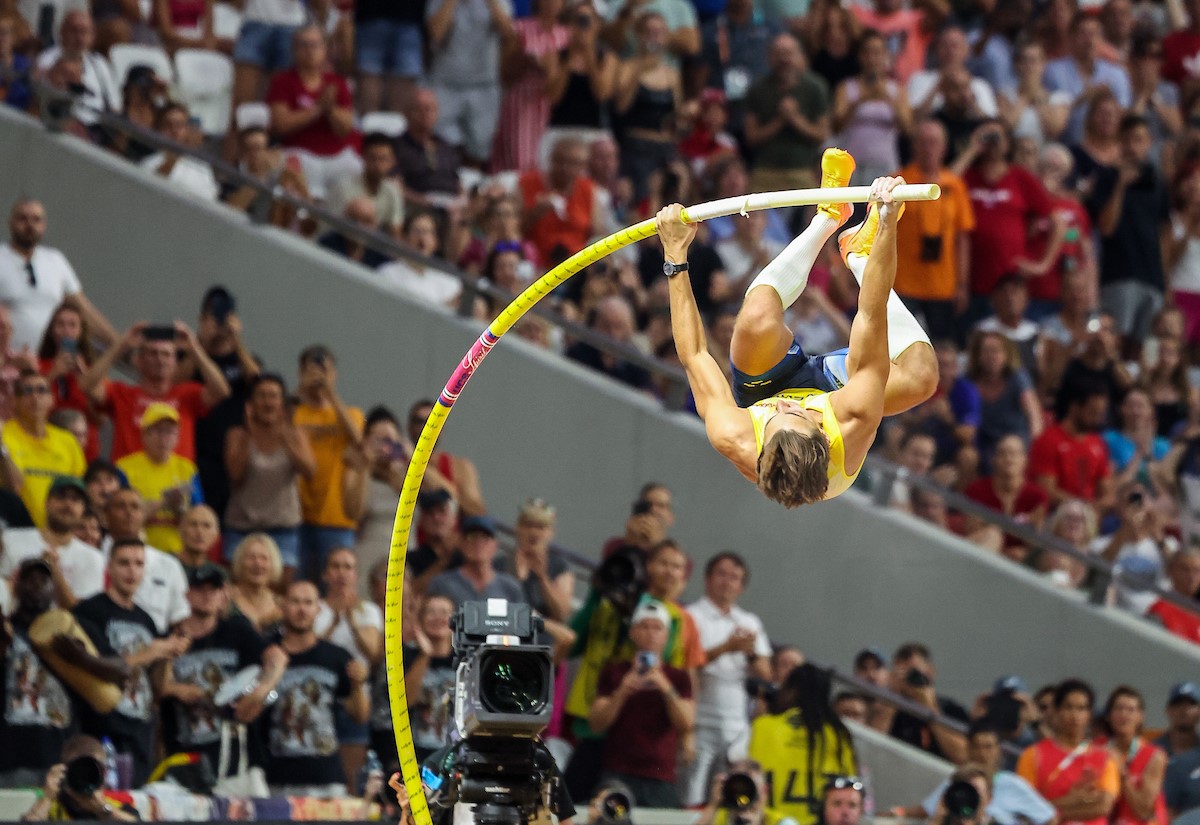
[2, 370, 86, 526]
[116, 403, 202, 554]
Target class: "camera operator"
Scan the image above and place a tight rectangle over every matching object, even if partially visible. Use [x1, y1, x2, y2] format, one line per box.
[588, 598, 695, 807]
[694, 761, 797, 825]
[927, 765, 995, 825]
[870, 642, 968, 763]
[969, 677, 1040, 762]
[22, 735, 138, 821]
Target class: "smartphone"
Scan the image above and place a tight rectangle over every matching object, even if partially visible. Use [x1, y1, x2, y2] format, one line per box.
[60, 338, 78, 355]
[143, 325, 176, 342]
[635, 651, 658, 673]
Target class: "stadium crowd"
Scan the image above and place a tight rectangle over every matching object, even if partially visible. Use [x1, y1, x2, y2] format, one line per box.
[3, 0, 1200, 819]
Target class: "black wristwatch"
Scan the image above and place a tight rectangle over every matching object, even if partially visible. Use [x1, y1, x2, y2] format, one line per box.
[663, 260, 689, 278]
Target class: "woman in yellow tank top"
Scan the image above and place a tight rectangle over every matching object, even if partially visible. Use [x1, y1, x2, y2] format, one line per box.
[655, 164, 938, 508]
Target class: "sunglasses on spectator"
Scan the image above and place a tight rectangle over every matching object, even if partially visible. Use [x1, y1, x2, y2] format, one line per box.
[825, 776, 864, 793]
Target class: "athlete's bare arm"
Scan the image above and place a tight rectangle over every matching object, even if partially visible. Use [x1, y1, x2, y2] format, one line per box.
[830, 177, 904, 471]
[656, 205, 756, 479]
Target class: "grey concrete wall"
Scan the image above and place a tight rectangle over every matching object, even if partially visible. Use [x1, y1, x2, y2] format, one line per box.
[2, 108, 1197, 726]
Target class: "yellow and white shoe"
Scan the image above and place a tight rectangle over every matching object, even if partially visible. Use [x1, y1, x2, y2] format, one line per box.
[816, 148, 856, 226]
[838, 199, 905, 262]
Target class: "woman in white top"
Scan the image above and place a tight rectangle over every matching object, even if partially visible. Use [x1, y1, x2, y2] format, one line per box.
[316, 547, 384, 783]
[346, 408, 410, 587]
[832, 31, 910, 186]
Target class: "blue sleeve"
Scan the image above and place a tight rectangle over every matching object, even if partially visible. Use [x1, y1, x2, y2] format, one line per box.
[1000, 773, 1057, 825]
[952, 380, 983, 428]
[189, 474, 205, 505]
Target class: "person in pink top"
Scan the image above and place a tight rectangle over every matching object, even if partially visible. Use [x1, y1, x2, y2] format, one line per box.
[1097, 686, 1168, 825]
[850, 0, 949, 84]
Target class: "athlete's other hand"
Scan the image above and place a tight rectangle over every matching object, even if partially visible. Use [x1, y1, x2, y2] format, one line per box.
[655, 203, 697, 262]
[870, 176, 906, 222]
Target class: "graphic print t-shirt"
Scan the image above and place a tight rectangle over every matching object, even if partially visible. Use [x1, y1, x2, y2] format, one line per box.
[74, 594, 159, 737]
[265, 641, 352, 786]
[161, 616, 268, 768]
[0, 623, 77, 773]
[400, 643, 456, 757]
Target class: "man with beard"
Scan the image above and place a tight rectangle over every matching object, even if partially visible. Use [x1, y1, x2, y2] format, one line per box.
[0, 557, 128, 787]
[74, 540, 190, 786]
[0, 476, 103, 609]
[102, 488, 190, 634]
[161, 564, 287, 777]
[266, 581, 369, 796]
[1029, 388, 1115, 512]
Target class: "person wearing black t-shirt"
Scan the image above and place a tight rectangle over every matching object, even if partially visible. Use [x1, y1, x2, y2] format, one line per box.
[408, 490, 463, 593]
[0, 558, 127, 788]
[872, 643, 969, 763]
[266, 580, 370, 796]
[160, 564, 287, 777]
[74, 539, 190, 787]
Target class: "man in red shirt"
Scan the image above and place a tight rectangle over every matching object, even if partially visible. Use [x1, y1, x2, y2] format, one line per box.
[82, 322, 230, 462]
[1026, 143, 1096, 315]
[1028, 388, 1113, 511]
[266, 24, 360, 200]
[955, 121, 1061, 321]
[1163, 0, 1200, 86]
[1147, 549, 1200, 644]
[519, 137, 600, 268]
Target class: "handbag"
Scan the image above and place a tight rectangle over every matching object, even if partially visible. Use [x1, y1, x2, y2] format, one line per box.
[213, 721, 269, 798]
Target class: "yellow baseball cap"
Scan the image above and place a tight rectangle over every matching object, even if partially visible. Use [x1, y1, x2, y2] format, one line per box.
[140, 402, 180, 429]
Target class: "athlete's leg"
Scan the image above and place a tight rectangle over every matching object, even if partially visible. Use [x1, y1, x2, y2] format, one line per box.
[730, 149, 855, 376]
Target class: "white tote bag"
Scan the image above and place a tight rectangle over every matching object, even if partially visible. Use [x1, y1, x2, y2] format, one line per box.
[213, 721, 269, 798]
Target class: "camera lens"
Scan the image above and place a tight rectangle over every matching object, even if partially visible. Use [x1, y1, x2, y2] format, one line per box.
[905, 669, 931, 688]
[943, 780, 981, 819]
[478, 650, 550, 715]
[65, 756, 104, 796]
[601, 790, 632, 824]
[721, 773, 759, 810]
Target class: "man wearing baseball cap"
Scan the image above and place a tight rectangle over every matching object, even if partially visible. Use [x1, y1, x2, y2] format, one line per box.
[0, 475, 104, 608]
[426, 516, 524, 607]
[1155, 681, 1200, 757]
[116, 403, 202, 555]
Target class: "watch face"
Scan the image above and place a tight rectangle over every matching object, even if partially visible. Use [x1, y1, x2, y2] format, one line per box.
[663, 261, 673, 277]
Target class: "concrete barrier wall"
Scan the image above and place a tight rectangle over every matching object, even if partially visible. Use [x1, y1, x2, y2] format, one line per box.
[2, 108, 1197, 726]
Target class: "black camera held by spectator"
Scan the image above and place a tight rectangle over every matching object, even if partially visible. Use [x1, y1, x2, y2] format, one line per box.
[588, 779, 635, 825]
[23, 736, 138, 821]
[935, 766, 993, 825]
[697, 762, 782, 825]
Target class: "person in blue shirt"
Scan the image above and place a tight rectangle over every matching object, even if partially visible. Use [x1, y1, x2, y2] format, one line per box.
[0, 17, 32, 112]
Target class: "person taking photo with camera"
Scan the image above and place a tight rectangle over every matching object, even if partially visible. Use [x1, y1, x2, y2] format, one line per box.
[22, 735, 139, 821]
[870, 642, 968, 764]
[694, 761, 798, 825]
[928, 765, 996, 825]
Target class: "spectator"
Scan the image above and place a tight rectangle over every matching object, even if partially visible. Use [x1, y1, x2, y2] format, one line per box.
[1098, 686, 1168, 825]
[589, 598, 694, 807]
[83, 322, 231, 462]
[266, 25, 360, 201]
[1146, 548, 1200, 642]
[872, 642, 968, 764]
[750, 663, 857, 825]
[139, 102, 220, 202]
[116, 404, 202, 555]
[833, 693, 869, 725]
[152, 0, 223, 53]
[408, 489, 462, 593]
[1155, 682, 1200, 757]
[903, 720, 1055, 824]
[957, 122, 1059, 320]
[965, 330, 1042, 466]
[850, 0, 946, 84]
[1045, 13, 1132, 144]
[33, 11, 120, 126]
[1030, 388, 1114, 510]
[377, 211, 462, 308]
[3, 370, 85, 527]
[852, 646, 889, 693]
[228, 533, 284, 633]
[1143, 332, 1199, 440]
[37, 302, 100, 460]
[160, 564, 286, 778]
[222, 371, 312, 578]
[427, 515, 524, 605]
[0, 475, 103, 608]
[1166, 742, 1200, 817]
[832, 31, 910, 187]
[893, 119, 975, 343]
[492, 0, 568, 174]
[74, 507, 103, 550]
[909, 26, 999, 123]
[715, 211, 785, 297]
[230, 0, 305, 150]
[319, 198, 391, 268]
[1105, 388, 1170, 492]
[678, 90, 739, 180]
[1092, 114, 1171, 352]
[102, 488, 191, 634]
[0, 198, 116, 353]
[909, 486, 1004, 553]
[520, 137, 602, 269]
[265, 580, 369, 797]
[1072, 91, 1122, 195]
[1128, 34, 1182, 167]
[567, 295, 653, 392]
[177, 503, 219, 577]
[425, 0, 512, 167]
[1035, 499, 1095, 589]
[346, 408, 409, 578]
[390, 593, 457, 766]
[1029, 143, 1096, 327]
[0, 557, 126, 789]
[317, 547, 384, 786]
[822, 776, 866, 825]
[327, 134, 405, 238]
[1016, 679, 1119, 825]
[223, 126, 315, 229]
[293, 345, 364, 582]
[682, 551, 772, 806]
[395, 88, 463, 211]
[976, 276, 1041, 377]
[964, 435, 1049, 558]
[49, 407, 88, 458]
[83, 459, 121, 523]
[20, 735, 139, 820]
[542, 2, 616, 165]
[743, 34, 829, 193]
[353, 0, 424, 114]
[1054, 313, 1133, 424]
[74, 539, 189, 787]
[495, 498, 573, 621]
[999, 42, 1070, 147]
[0, 16, 31, 113]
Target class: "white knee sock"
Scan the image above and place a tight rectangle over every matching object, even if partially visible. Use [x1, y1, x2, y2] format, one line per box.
[746, 214, 839, 309]
[846, 253, 932, 361]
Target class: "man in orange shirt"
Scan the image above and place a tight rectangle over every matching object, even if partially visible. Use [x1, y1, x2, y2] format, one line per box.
[519, 137, 602, 268]
[894, 119, 975, 343]
[292, 345, 363, 583]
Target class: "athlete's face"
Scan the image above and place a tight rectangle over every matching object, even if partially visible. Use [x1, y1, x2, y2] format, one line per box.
[762, 398, 823, 444]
